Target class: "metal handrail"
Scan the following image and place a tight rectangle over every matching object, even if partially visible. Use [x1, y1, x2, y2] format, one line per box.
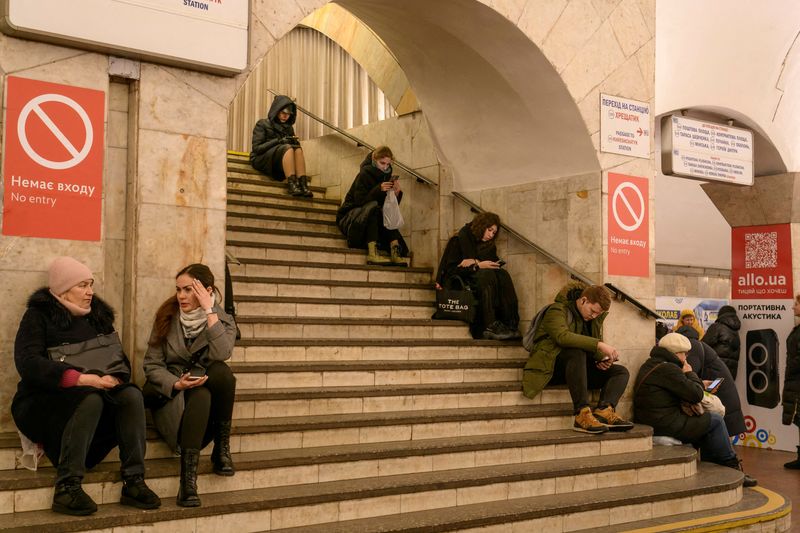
[451, 191, 663, 321]
[267, 89, 437, 187]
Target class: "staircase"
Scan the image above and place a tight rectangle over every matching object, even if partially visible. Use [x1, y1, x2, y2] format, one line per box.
[0, 152, 789, 532]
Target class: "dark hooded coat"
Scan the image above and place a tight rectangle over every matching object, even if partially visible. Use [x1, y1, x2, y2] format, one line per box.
[676, 326, 745, 436]
[250, 95, 298, 179]
[11, 288, 133, 466]
[702, 305, 742, 379]
[336, 152, 408, 255]
[633, 346, 711, 443]
[782, 323, 800, 426]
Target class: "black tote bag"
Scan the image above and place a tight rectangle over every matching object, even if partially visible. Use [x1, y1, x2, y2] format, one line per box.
[432, 275, 477, 323]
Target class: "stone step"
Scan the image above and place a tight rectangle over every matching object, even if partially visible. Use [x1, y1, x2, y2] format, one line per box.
[227, 211, 341, 234]
[231, 381, 550, 420]
[228, 258, 432, 285]
[227, 240, 367, 265]
[232, 339, 527, 363]
[229, 175, 332, 201]
[0, 458, 743, 532]
[228, 189, 339, 210]
[0, 441, 687, 518]
[228, 359, 523, 391]
[232, 276, 434, 302]
[231, 404, 579, 453]
[235, 317, 471, 341]
[267, 463, 741, 533]
[227, 198, 338, 221]
[233, 295, 434, 320]
[227, 226, 347, 249]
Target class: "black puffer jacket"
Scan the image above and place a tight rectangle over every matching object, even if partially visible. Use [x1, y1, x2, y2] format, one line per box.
[250, 95, 297, 177]
[783, 323, 800, 426]
[633, 346, 711, 443]
[676, 326, 745, 436]
[11, 288, 130, 466]
[703, 306, 741, 379]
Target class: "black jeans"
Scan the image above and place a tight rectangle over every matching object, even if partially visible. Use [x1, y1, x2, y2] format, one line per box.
[363, 207, 402, 248]
[57, 386, 146, 484]
[179, 361, 236, 450]
[472, 269, 519, 333]
[551, 347, 629, 412]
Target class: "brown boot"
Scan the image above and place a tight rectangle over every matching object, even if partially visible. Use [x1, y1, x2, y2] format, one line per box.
[390, 243, 408, 266]
[367, 242, 391, 265]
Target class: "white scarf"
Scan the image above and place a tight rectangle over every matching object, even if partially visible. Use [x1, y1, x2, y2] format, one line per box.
[50, 290, 91, 317]
[180, 294, 215, 339]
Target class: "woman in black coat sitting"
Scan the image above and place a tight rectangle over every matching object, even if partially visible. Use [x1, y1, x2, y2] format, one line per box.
[12, 257, 160, 516]
[634, 333, 755, 486]
[250, 94, 313, 197]
[435, 212, 520, 340]
[336, 146, 410, 266]
[782, 293, 800, 469]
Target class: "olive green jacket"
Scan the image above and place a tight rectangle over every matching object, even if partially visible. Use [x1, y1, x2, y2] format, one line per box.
[522, 281, 607, 399]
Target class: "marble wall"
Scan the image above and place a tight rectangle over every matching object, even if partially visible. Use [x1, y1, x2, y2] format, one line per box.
[656, 264, 731, 300]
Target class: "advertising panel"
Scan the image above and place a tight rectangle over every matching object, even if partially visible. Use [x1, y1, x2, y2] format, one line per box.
[730, 224, 795, 450]
[607, 173, 649, 277]
[2, 76, 105, 241]
[655, 296, 728, 333]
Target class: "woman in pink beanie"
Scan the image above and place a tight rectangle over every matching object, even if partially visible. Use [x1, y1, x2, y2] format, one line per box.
[11, 257, 160, 516]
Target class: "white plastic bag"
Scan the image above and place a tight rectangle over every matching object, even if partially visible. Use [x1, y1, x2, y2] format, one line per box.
[382, 190, 404, 230]
[701, 391, 726, 416]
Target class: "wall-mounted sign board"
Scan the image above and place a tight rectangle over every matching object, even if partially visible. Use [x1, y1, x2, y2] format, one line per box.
[0, 0, 248, 76]
[661, 115, 754, 185]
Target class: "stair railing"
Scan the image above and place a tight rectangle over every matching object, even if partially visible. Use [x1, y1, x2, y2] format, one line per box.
[452, 191, 663, 321]
[267, 89, 437, 187]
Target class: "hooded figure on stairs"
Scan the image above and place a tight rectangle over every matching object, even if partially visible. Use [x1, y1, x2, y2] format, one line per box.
[250, 94, 313, 198]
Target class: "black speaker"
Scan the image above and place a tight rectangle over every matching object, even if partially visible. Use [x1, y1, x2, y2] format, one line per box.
[745, 329, 780, 408]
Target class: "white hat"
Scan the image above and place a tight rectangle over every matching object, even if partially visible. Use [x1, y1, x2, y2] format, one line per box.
[658, 332, 692, 354]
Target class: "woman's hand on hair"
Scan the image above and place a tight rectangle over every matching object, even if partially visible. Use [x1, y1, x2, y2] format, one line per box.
[173, 373, 208, 391]
[191, 278, 213, 311]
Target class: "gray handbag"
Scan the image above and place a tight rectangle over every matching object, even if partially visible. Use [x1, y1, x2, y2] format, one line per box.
[47, 332, 130, 377]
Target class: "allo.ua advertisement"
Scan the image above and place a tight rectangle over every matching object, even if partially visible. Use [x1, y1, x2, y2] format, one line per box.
[730, 224, 795, 451]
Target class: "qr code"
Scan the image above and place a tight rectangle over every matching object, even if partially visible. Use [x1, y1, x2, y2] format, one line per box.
[744, 231, 777, 269]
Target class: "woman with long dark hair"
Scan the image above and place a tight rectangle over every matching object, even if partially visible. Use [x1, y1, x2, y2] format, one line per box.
[435, 212, 520, 340]
[143, 263, 237, 507]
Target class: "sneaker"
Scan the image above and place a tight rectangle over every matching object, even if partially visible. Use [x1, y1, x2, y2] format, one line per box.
[573, 406, 608, 434]
[593, 405, 634, 432]
[121, 475, 161, 509]
[482, 321, 516, 341]
[52, 477, 97, 516]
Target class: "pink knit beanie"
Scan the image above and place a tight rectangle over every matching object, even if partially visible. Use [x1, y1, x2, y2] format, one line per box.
[48, 257, 93, 295]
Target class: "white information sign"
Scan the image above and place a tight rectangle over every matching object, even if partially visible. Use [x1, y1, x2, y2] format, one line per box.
[661, 115, 754, 186]
[0, 0, 248, 75]
[599, 93, 651, 159]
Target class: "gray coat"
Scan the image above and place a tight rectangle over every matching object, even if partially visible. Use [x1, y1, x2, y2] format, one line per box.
[143, 305, 236, 452]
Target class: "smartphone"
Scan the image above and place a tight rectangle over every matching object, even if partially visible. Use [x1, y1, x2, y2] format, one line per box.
[496, 259, 506, 267]
[187, 366, 206, 381]
[706, 377, 723, 391]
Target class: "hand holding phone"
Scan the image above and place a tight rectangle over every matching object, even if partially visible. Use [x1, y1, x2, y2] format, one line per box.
[705, 377, 723, 392]
[496, 259, 506, 267]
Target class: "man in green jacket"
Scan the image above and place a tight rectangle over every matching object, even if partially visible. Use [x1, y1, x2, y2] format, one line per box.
[522, 281, 633, 434]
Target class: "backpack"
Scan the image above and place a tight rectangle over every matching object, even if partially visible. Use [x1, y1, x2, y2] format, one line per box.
[522, 303, 574, 352]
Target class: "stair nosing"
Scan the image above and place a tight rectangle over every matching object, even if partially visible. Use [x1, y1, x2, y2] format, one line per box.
[227, 211, 337, 226]
[232, 257, 431, 274]
[228, 175, 326, 192]
[233, 295, 435, 307]
[235, 316, 462, 326]
[229, 359, 524, 371]
[231, 275, 433, 289]
[227, 239, 363, 255]
[227, 198, 338, 216]
[228, 187, 341, 205]
[227, 225, 346, 240]
[233, 381, 525, 400]
[236, 338, 521, 347]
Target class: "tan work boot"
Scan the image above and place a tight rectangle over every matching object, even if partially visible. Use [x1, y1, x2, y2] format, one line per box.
[593, 405, 634, 432]
[367, 242, 391, 265]
[390, 243, 409, 266]
[573, 406, 608, 434]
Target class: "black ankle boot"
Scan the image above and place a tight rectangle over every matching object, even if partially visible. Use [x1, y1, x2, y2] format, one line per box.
[287, 175, 303, 196]
[211, 421, 235, 476]
[785, 446, 800, 469]
[177, 448, 201, 507]
[298, 175, 314, 198]
[722, 456, 758, 487]
[121, 474, 161, 509]
[52, 477, 97, 516]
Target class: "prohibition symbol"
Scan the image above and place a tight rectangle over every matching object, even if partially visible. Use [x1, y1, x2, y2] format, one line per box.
[611, 181, 645, 231]
[16, 93, 94, 170]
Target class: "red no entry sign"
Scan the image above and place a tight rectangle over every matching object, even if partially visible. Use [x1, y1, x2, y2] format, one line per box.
[2, 76, 105, 241]
[607, 173, 649, 277]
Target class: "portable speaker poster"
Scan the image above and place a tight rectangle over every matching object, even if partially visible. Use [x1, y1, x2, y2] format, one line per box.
[2, 76, 105, 241]
[730, 224, 795, 451]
